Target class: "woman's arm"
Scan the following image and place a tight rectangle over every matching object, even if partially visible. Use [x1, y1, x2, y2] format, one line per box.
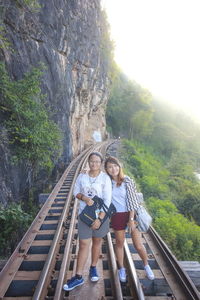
[127, 210, 137, 232]
[76, 193, 94, 206]
[102, 174, 112, 208]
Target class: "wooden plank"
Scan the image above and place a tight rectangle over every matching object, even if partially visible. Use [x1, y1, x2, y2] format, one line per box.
[31, 240, 52, 246]
[23, 254, 48, 261]
[179, 261, 200, 271]
[57, 193, 67, 195]
[14, 271, 41, 280]
[131, 253, 154, 260]
[145, 297, 173, 300]
[136, 269, 163, 279]
[42, 220, 59, 224]
[68, 244, 106, 299]
[179, 261, 200, 291]
[46, 213, 61, 216]
[4, 297, 32, 300]
[143, 231, 196, 300]
[14, 270, 59, 280]
[35, 230, 56, 235]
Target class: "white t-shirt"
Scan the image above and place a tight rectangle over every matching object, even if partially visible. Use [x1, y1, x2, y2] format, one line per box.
[73, 171, 112, 214]
[112, 180, 128, 212]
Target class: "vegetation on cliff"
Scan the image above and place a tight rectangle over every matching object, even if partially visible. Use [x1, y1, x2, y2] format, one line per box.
[0, 62, 62, 256]
[121, 140, 200, 260]
[0, 203, 33, 256]
[106, 70, 200, 260]
[0, 62, 62, 170]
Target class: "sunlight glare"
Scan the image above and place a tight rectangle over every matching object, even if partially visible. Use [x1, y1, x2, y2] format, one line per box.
[102, 0, 200, 121]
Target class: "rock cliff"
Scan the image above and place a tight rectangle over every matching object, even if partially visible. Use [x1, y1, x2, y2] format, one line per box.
[0, 0, 111, 205]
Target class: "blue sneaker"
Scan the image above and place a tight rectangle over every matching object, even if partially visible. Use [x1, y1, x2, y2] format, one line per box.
[63, 276, 84, 291]
[89, 266, 99, 282]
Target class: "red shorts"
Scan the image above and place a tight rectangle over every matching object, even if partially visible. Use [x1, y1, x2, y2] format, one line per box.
[111, 212, 130, 231]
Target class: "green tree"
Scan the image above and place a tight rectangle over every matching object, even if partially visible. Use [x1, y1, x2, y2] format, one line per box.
[0, 203, 32, 256]
[106, 71, 153, 138]
[0, 62, 62, 170]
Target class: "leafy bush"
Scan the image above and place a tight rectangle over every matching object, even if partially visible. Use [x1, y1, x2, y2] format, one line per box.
[121, 139, 200, 260]
[14, 0, 40, 10]
[0, 25, 10, 50]
[147, 197, 178, 219]
[0, 204, 32, 256]
[154, 213, 200, 260]
[0, 62, 62, 171]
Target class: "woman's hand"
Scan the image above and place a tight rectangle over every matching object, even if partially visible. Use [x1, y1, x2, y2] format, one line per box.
[85, 197, 94, 206]
[91, 219, 101, 230]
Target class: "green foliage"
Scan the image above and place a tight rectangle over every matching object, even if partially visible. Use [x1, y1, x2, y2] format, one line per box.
[147, 197, 178, 219]
[0, 62, 62, 170]
[148, 198, 200, 260]
[154, 213, 200, 260]
[149, 100, 200, 163]
[14, 0, 40, 10]
[122, 140, 170, 199]
[0, 25, 11, 50]
[122, 140, 200, 225]
[0, 203, 33, 256]
[121, 139, 200, 260]
[100, 9, 115, 80]
[106, 71, 153, 138]
[130, 110, 153, 139]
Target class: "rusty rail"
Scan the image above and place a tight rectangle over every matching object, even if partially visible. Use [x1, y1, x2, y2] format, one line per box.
[1, 140, 199, 299]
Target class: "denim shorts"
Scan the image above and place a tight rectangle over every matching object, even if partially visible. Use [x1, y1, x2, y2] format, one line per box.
[78, 216, 110, 239]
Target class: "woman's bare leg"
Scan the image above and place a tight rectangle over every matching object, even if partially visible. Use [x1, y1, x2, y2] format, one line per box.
[91, 237, 102, 266]
[114, 230, 126, 268]
[131, 229, 148, 266]
[76, 238, 91, 274]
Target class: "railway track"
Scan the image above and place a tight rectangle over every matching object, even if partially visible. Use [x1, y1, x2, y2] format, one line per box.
[0, 140, 200, 300]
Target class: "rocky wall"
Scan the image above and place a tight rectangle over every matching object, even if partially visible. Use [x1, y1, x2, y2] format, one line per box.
[0, 0, 110, 204]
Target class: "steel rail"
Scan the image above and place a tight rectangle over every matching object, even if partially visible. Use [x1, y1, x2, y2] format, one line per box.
[0, 149, 86, 297]
[0, 141, 114, 299]
[124, 240, 145, 300]
[32, 149, 91, 299]
[53, 145, 104, 299]
[0, 146, 91, 298]
[3, 140, 198, 299]
[106, 232, 123, 300]
[53, 197, 79, 299]
[148, 226, 200, 300]
[34, 141, 111, 299]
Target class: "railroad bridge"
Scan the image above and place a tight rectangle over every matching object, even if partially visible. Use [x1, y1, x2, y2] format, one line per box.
[0, 141, 199, 300]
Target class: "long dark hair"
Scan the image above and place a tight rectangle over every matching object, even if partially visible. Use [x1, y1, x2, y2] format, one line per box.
[104, 156, 124, 186]
[88, 151, 103, 162]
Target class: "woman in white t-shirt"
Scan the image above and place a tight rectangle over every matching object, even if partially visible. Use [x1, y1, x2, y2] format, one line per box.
[104, 156, 154, 282]
[63, 152, 112, 291]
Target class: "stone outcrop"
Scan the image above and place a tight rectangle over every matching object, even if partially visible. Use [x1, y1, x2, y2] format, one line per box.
[0, 0, 111, 205]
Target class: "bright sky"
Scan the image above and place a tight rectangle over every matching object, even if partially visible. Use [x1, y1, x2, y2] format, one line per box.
[102, 0, 200, 121]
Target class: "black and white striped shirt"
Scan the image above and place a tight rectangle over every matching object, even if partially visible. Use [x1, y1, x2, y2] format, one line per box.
[124, 176, 140, 211]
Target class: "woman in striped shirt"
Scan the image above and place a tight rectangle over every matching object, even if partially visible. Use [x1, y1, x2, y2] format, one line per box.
[105, 156, 154, 282]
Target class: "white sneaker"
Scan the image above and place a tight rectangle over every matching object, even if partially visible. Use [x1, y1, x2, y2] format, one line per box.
[144, 264, 155, 280]
[118, 267, 126, 282]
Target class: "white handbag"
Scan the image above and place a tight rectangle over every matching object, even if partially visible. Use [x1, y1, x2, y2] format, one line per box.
[136, 206, 152, 232]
